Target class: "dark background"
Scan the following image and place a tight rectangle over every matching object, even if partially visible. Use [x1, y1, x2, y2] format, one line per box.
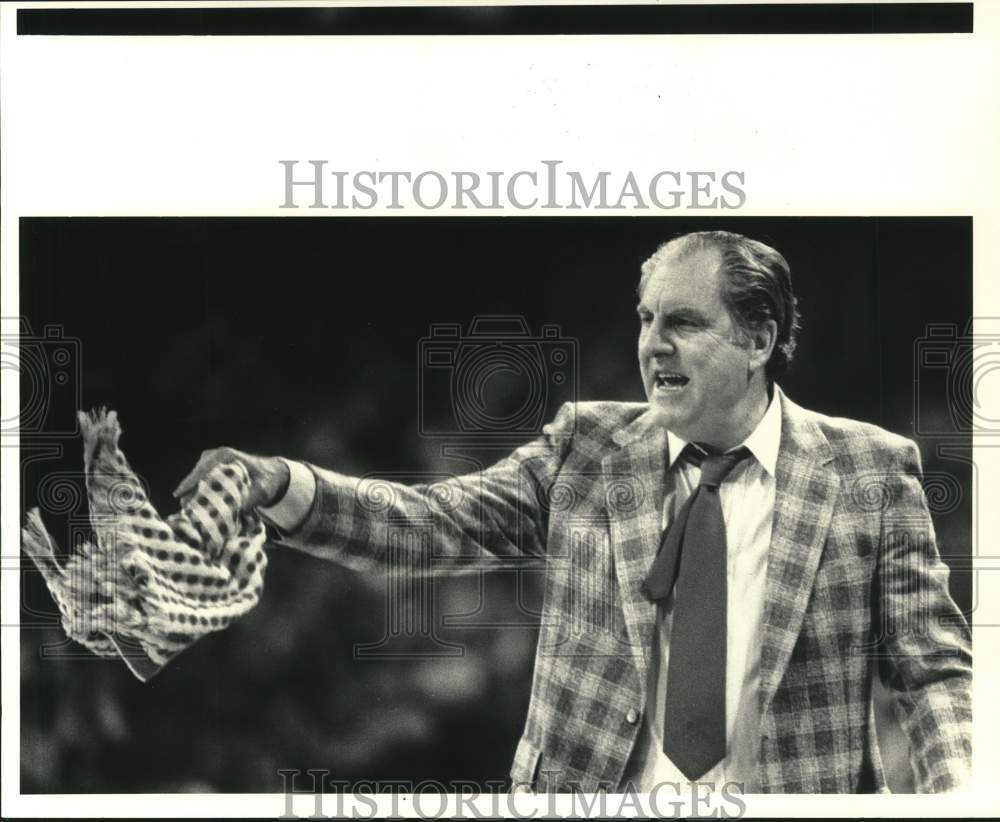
[17, 217, 972, 792]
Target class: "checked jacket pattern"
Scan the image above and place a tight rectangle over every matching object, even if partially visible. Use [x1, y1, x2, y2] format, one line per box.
[280, 391, 972, 793]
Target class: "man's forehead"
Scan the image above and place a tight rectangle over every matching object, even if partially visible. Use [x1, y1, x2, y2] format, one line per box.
[639, 246, 723, 307]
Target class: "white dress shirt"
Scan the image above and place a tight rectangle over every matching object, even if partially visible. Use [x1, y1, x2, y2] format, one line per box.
[622, 390, 782, 792]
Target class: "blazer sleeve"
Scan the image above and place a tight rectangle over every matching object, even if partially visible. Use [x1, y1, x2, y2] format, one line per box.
[271, 403, 576, 575]
[876, 439, 972, 792]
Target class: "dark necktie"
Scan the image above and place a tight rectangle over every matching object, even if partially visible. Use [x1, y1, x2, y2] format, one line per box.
[640, 442, 752, 780]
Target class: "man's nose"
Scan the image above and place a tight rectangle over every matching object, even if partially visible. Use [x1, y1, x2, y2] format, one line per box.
[641, 324, 676, 356]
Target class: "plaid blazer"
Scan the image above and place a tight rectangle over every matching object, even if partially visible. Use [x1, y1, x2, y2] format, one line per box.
[285, 391, 972, 793]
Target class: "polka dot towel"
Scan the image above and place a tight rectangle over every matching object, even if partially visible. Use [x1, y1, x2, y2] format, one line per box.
[21, 409, 268, 681]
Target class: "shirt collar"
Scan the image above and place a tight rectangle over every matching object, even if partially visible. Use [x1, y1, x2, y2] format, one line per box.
[665, 385, 783, 478]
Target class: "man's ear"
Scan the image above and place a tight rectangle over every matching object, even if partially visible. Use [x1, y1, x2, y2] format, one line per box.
[747, 319, 778, 372]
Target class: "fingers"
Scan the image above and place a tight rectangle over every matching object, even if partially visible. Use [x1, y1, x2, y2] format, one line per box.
[172, 447, 236, 498]
[245, 457, 290, 510]
[245, 483, 270, 511]
[173, 447, 283, 514]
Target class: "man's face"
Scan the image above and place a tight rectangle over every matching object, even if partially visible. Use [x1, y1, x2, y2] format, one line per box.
[637, 247, 757, 446]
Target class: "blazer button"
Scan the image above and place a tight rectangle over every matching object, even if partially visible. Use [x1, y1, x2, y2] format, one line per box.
[626, 708, 639, 725]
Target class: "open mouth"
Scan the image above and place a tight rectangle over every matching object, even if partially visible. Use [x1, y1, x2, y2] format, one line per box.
[654, 372, 689, 390]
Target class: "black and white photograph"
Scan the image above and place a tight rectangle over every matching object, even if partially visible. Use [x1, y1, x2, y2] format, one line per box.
[13, 217, 975, 799]
[2, 1, 999, 819]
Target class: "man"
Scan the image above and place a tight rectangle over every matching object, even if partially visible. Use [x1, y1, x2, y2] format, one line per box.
[175, 231, 972, 793]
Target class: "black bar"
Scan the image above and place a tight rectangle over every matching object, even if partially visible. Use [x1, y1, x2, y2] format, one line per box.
[18, 4, 974, 36]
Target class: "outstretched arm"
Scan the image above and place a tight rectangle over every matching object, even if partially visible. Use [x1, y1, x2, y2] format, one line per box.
[173, 404, 577, 575]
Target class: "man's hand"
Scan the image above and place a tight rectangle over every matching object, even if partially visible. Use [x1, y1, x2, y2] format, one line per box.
[172, 447, 290, 511]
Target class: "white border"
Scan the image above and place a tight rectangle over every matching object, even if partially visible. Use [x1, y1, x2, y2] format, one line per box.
[3, 0, 999, 817]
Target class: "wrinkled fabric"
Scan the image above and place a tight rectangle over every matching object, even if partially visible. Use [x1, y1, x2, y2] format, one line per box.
[22, 409, 267, 681]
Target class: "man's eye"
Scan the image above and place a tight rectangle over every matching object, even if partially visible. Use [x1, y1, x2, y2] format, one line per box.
[638, 312, 653, 325]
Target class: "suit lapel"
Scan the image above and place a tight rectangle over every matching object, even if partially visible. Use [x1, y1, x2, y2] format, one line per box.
[602, 413, 668, 680]
[598, 396, 840, 708]
[759, 394, 839, 715]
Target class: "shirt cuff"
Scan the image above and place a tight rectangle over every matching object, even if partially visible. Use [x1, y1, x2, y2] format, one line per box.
[257, 459, 316, 534]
